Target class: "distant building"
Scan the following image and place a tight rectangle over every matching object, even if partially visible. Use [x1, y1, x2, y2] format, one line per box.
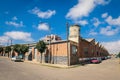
[42, 34, 62, 42]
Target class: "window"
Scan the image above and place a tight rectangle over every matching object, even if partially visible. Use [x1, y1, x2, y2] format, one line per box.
[72, 45, 77, 54]
[84, 47, 88, 54]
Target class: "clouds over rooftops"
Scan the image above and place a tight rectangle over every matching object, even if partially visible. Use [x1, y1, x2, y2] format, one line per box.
[66, 0, 110, 20]
[4, 31, 33, 41]
[89, 29, 98, 36]
[5, 21, 24, 27]
[29, 7, 56, 19]
[105, 16, 120, 26]
[65, 0, 110, 27]
[37, 23, 50, 31]
[100, 26, 119, 36]
[75, 20, 88, 26]
[92, 17, 101, 27]
[102, 12, 108, 18]
[102, 40, 120, 54]
[0, 36, 9, 44]
[99, 13, 120, 36]
[89, 12, 120, 36]
[5, 16, 24, 27]
[0, 31, 34, 44]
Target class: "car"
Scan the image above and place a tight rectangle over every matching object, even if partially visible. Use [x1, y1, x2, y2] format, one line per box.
[11, 56, 22, 62]
[107, 56, 111, 59]
[90, 58, 101, 64]
[97, 57, 102, 62]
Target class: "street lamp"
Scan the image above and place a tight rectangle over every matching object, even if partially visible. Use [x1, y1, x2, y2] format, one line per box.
[66, 22, 70, 66]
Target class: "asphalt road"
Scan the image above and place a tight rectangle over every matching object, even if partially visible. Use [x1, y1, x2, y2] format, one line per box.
[0, 56, 120, 80]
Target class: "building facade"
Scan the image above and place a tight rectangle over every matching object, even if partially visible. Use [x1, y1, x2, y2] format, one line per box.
[10, 24, 109, 66]
[26, 25, 108, 65]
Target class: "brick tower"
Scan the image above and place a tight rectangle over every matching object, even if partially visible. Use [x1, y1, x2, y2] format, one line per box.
[69, 25, 80, 43]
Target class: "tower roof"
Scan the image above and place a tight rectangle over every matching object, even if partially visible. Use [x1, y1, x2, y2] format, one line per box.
[71, 24, 80, 27]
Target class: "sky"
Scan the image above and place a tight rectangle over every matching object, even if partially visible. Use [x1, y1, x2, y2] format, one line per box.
[0, 0, 120, 54]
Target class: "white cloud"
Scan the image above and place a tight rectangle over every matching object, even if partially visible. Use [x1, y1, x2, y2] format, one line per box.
[105, 16, 120, 26]
[5, 21, 24, 27]
[12, 16, 18, 21]
[102, 12, 108, 18]
[92, 17, 101, 27]
[66, 0, 95, 20]
[29, 7, 56, 19]
[40, 36, 46, 40]
[100, 13, 120, 36]
[76, 20, 88, 26]
[66, 0, 110, 20]
[102, 40, 120, 54]
[96, 0, 111, 5]
[5, 16, 24, 27]
[4, 31, 33, 41]
[100, 26, 119, 36]
[0, 36, 10, 44]
[89, 30, 97, 36]
[37, 23, 49, 31]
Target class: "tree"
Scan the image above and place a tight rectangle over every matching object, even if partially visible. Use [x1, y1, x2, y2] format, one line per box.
[36, 40, 46, 63]
[5, 46, 11, 58]
[20, 45, 29, 59]
[0, 47, 4, 56]
[13, 44, 21, 56]
[13, 44, 29, 59]
[117, 52, 120, 64]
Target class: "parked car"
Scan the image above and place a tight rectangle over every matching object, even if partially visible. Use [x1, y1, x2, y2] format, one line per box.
[90, 58, 101, 64]
[11, 56, 22, 62]
[107, 56, 111, 59]
[101, 57, 106, 60]
[97, 57, 102, 62]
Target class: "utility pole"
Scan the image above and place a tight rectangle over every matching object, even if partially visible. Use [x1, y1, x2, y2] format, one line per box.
[10, 39, 12, 58]
[66, 22, 70, 66]
[49, 26, 51, 63]
[7, 40, 9, 46]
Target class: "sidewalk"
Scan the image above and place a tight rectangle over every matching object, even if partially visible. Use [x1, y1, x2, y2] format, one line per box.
[24, 60, 80, 68]
[24, 60, 68, 68]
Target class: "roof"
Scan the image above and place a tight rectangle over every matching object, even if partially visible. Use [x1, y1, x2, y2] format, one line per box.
[71, 24, 80, 27]
[95, 42, 99, 45]
[46, 40, 67, 44]
[81, 38, 90, 43]
[85, 38, 94, 42]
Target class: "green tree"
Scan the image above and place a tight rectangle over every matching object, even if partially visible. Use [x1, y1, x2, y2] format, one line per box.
[36, 40, 46, 63]
[0, 47, 4, 56]
[118, 52, 120, 64]
[13, 44, 29, 59]
[20, 45, 29, 59]
[5, 46, 11, 58]
[13, 44, 21, 55]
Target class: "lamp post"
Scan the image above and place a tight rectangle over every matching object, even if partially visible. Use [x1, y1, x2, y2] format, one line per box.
[49, 26, 51, 63]
[10, 39, 12, 58]
[66, 22, 70, 66]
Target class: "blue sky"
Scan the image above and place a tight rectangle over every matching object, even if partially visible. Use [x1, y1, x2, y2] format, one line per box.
[0, 0, 120, 54]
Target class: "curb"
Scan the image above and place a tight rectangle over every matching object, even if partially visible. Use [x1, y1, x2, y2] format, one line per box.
[24, 60, 81, 68]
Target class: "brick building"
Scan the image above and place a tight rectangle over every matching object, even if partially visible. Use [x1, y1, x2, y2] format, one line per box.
[16, 24, 109, 66]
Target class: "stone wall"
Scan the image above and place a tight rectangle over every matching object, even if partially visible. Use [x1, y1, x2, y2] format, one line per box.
[39, 55, 68, 65]
[52, 56, 67, 65]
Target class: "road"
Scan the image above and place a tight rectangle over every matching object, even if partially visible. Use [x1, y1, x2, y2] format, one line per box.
[0, 56, 120, 80]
